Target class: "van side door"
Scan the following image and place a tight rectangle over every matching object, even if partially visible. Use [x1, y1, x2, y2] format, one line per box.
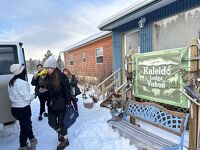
[0, 45, 19, 124]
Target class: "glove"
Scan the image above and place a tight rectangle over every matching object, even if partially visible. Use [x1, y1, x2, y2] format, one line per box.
[37, 69, 47, 76]
[39, 88, 48, 93]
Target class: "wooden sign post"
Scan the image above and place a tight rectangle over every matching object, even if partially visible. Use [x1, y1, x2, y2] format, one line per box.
[198, 105, 200, 150]
[189, 39, 199, 150]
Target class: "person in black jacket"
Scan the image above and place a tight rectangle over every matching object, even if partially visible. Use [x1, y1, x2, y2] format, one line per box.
[63, 68, 81, 112]
[31, 64, 48, 121]
[43, 56, 71, 150]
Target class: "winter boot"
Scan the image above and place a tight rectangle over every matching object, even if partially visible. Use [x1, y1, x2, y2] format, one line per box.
[57, 137, 69, 150]
[18, 145, 30, 150]
[44, 112, 48, 117]
[38, 115, 42, 121]
[30, 137, 38, 150]
[58, 133, 64, 142]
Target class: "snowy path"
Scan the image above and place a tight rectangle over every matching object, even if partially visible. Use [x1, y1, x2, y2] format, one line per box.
[0, 74, 137, 150]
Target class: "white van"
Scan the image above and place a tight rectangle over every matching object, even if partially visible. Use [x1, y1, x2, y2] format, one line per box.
[0, 42, 26, 124]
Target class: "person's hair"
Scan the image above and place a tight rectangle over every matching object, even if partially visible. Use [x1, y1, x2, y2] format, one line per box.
[37, 64, 43, 68]
[45, 68, 61, 92]
[9, 68, 27, 87]
[63, 68, 71, 75]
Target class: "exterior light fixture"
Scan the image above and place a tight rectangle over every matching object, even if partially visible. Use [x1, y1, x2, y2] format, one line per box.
[138, 17, 146, 29]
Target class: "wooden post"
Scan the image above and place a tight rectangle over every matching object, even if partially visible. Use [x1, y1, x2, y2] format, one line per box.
[102, 83, 105, 99]
[198, 106, 200, 150]
[190, 104, 198, 150]
[189, 39, 199, 150]
[118, 70, 121, 87]
[127, 54, 133, 100]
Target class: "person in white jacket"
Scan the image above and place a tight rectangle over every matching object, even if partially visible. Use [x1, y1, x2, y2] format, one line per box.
[8, 64, 37, 150]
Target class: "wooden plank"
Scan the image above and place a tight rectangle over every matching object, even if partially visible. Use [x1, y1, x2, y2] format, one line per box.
[197, 107, 200, 150]
[117, 126, 166, 149]
[119, 120, 176, 146]
[100, 82, 127, 108]
[108, 120, 176, 149]
[190, 39, 198, 72]
[105, 80, 118, 91]
[110, 119, 176, 147]
[189, 103, 198, 150]
[97, 68, 121, 87]
[189, 39, 198, 150]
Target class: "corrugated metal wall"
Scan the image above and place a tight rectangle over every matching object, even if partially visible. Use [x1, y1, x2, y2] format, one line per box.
[112, 32, 122, 72]
[112, 0, 200, 72]
[140, 22, 152, 53]
[115, 0, 200, 53]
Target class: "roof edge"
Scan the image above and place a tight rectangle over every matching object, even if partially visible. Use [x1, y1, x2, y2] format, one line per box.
[98, 0, 156, 30]
[60, 31, 111, 53]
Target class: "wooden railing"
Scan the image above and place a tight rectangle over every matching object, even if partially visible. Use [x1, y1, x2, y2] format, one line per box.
[97, 68, 121, 99]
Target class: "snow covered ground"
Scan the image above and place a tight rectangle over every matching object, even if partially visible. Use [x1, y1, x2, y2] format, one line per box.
[0, 74, 189, 150]
[0, 74, 137, 150]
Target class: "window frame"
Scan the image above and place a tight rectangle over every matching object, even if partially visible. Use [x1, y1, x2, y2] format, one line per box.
[82, 52, 86, 63]
[124, 29, 140, 55]
[0, 45, 18, 75]
[95, 47, 103, 64]
[69, 54, 74, 65]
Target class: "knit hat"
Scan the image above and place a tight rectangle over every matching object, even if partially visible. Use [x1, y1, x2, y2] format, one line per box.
[43, 55, 57, 68]
[10, 64, 25, 75]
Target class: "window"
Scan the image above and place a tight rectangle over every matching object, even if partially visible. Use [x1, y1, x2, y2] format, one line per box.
[153, 7, 200, 51]
[82, 53, 86, 62]
[125, 30, 140, 54]
[70, 55, 73, 65]
[96, 48, 103, 64]
[0, 45, 18, 75]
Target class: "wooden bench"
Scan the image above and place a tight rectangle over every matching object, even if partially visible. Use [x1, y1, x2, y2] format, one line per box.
[108, 100, 189, 150]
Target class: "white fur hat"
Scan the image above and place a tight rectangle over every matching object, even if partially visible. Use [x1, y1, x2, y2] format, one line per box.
[10, 64, 25, 75]
[43, 55, 57, 68]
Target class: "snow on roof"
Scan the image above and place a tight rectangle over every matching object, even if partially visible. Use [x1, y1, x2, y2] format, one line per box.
[98, 0, 155, 30]
[61, 31, 111, 53]
[98, 0, 176, 30]
[98, 0, 154, 28]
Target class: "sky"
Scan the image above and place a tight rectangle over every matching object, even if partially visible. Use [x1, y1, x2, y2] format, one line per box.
[0, 0, 137, 60]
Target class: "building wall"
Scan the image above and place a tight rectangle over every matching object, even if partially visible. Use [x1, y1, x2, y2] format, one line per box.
[153, 6, 200, 51]
[111, 0, 200, 73]
[112, 32, 122, 73]
[64, 36, 113, 81]
[114, 0, 200, 53]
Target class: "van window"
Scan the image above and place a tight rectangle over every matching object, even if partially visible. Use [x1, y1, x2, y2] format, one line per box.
[0, 45, 18, 75]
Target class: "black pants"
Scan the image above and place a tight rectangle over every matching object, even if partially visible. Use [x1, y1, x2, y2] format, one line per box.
[38, 92, 48, 116]
[72, 96, 78, 112]
[48, 110, 67, 136]
[11, 105, 34, 147]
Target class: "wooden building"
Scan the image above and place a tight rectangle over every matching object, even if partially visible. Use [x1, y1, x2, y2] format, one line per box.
[62, 31, 113, 83]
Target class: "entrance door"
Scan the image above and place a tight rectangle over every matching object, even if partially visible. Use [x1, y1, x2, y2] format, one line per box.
[123, 30, 140, 82]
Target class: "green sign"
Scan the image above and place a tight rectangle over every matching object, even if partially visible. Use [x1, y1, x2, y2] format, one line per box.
[134, 48, 189, 108]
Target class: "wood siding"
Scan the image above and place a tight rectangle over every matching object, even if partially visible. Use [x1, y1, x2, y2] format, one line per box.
[64, 36, 113, 80]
